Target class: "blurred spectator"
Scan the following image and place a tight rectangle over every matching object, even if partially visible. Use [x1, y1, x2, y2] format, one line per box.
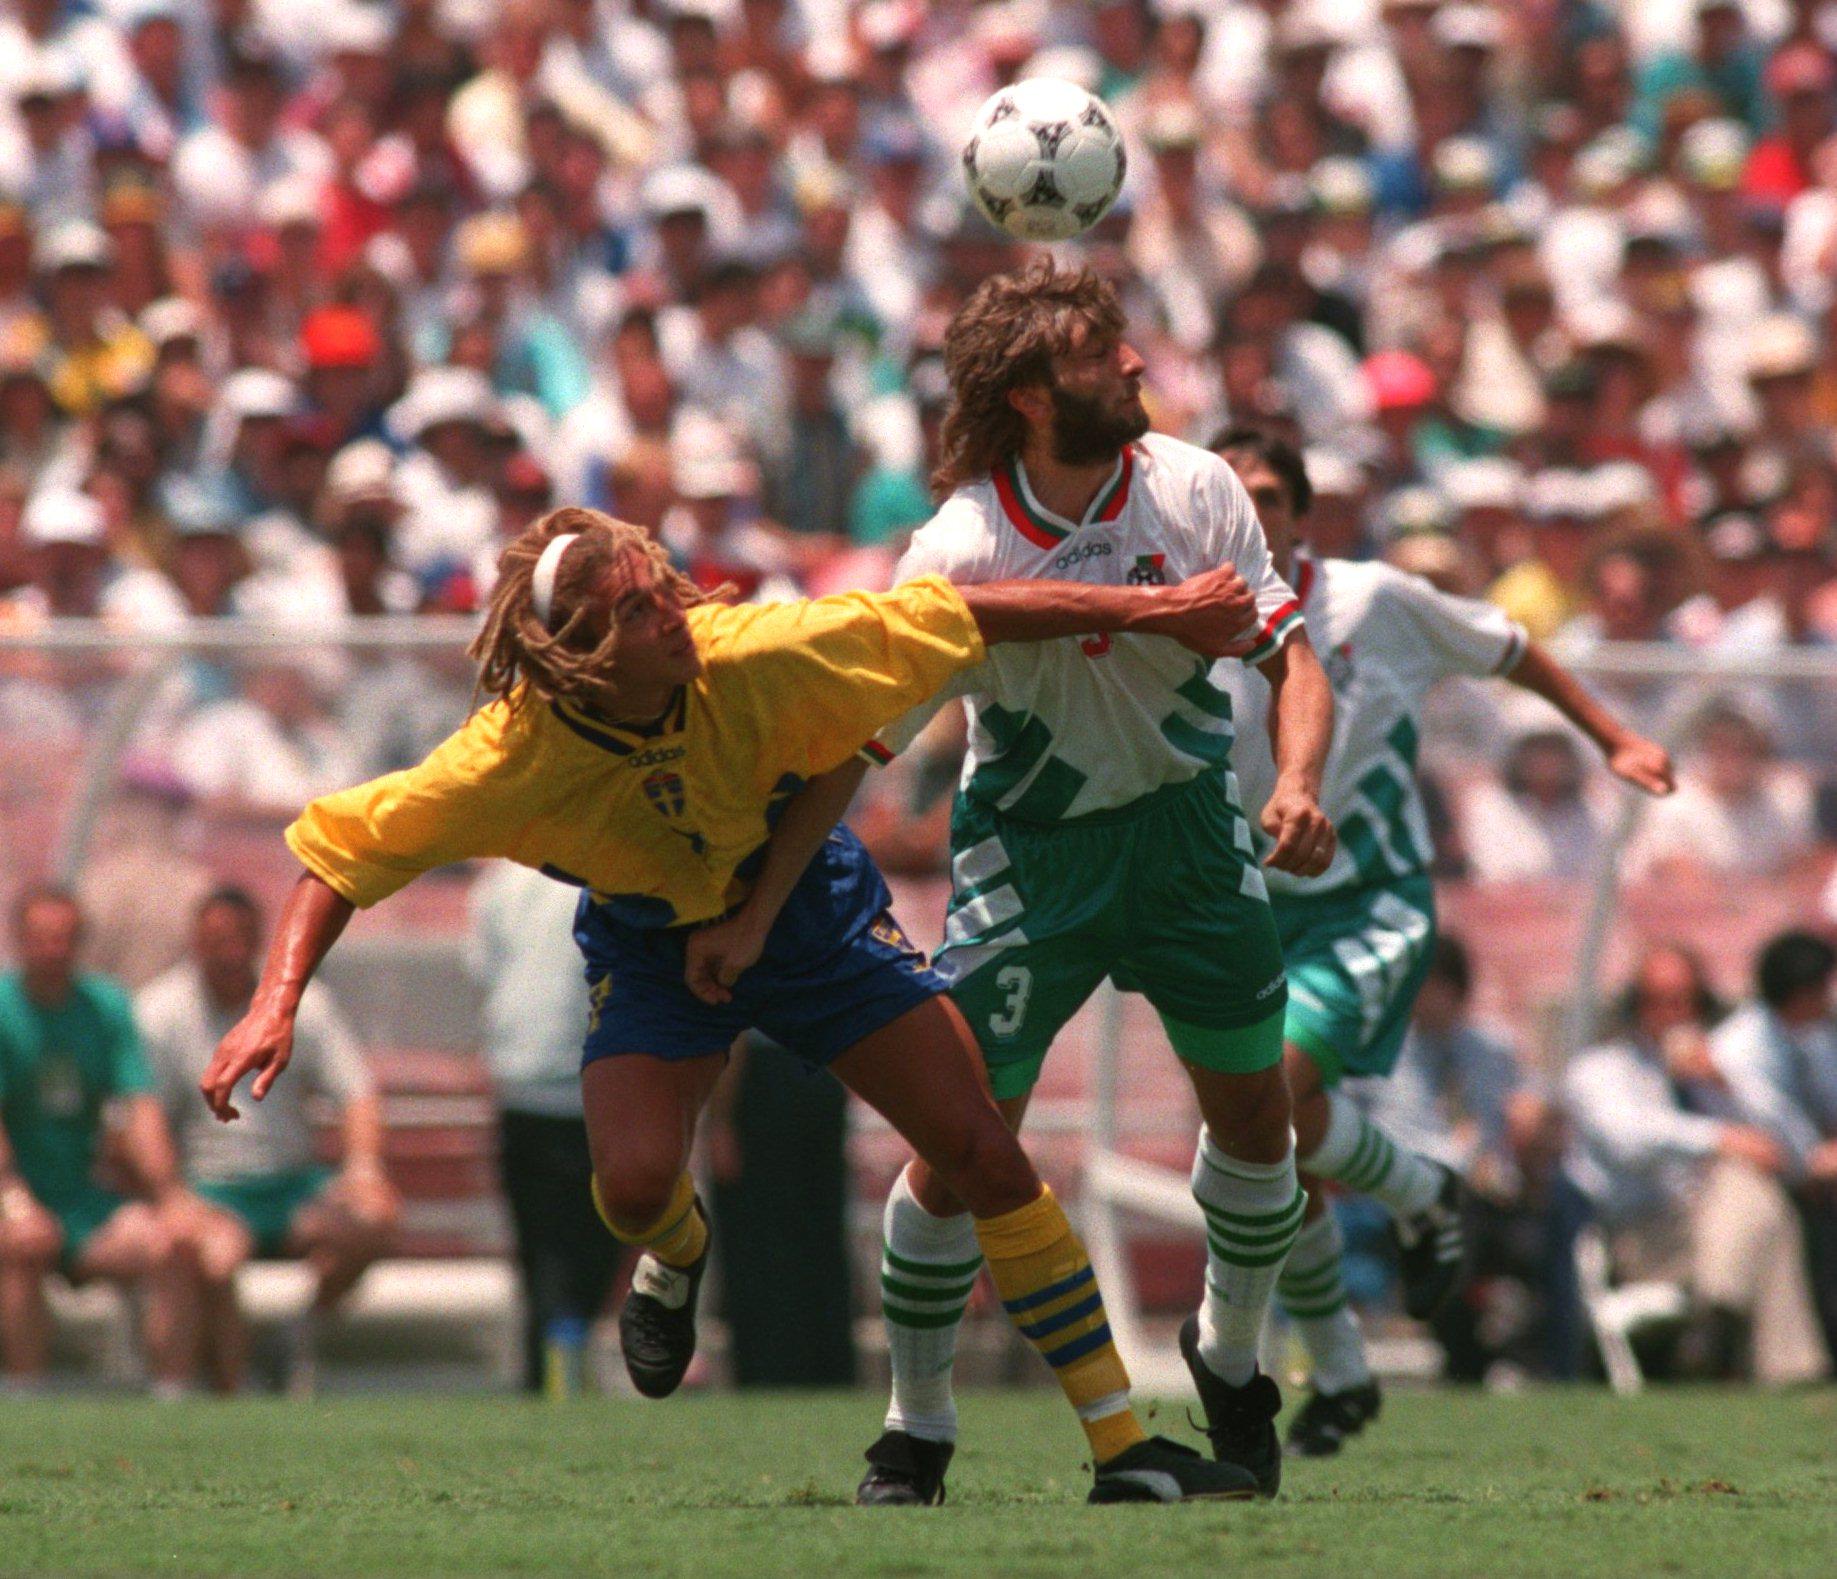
[1360, 935, 1560, 1382]
[1462, 729, 1607, 883]
[0, 886, 199, 1393]
[1626, 700, 1818, 881]
[1562, 944, 1827, 1384]
[1710, 930, 1837, 1358]
[138, 887, 396, 1394]
[468, 863, 618, 1395]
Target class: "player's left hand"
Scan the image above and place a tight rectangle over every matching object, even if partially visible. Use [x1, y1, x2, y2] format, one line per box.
[1607, 734, 1674, 796]
[685, 912, 769, 1005]
[1262, 780, 1336, 876]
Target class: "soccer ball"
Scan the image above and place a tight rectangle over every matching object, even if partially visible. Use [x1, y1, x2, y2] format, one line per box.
[961, 78, 1127, 243]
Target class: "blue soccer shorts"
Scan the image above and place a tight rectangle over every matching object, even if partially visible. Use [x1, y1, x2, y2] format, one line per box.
[576, 825, 947, 1069]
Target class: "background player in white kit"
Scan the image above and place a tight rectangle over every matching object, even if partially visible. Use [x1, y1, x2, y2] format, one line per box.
[1212, 429, 1674, 1457]
[851, 263, 1337, 1505]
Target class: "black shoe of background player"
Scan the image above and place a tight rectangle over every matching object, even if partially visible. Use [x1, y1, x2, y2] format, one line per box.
[1177, 1315, 1282, 1498]
[1284, 1380, 1383, 1458]
[1087, 1435, 1259, 1503]
[617, 1203, 709, 1399]
[1392, 1164, 1466, 1320]
[856, 1430, 955, 1506]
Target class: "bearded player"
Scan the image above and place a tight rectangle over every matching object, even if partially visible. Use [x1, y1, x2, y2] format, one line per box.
[838, 262, 1337, 1505]
[1212, 428, 1673, 1455]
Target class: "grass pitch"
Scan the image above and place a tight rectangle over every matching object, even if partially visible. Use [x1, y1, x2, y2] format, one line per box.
[1, 1387, 1833, 1576]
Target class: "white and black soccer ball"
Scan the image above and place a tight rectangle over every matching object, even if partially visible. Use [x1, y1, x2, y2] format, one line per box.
[961, 78, 1127, 243]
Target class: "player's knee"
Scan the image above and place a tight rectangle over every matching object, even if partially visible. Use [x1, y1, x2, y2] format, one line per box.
[0, 1225, 58, 1272]
[1203, 1066, 1293, 1162]
[592, 1160, 682, 1237]
[924, 1113, 1039, 1218]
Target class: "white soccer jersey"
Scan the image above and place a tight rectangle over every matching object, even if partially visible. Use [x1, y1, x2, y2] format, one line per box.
[865, 433, 1304, 821]
[1221, 552, 1528, 898]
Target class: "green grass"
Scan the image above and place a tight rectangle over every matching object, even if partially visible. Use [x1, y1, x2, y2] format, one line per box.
[1, 1388, 1833, 1576]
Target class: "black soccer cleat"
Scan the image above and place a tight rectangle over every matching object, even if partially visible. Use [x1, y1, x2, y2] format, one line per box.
[1178, 1315, 1283, 1498]
[856, 1430, 955, 1506]
[1088, 1435, 1260, 1504]
[617, 1203, 709, 1399]
[1284, 1380, 1383, 1458]
[1391, 1164, 1466, 1320]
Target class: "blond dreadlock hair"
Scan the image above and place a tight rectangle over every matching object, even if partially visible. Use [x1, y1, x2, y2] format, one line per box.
[470, 507, 720, 711]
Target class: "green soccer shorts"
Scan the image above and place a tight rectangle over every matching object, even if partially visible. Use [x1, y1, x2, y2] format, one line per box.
[196, 1167, 334, 1257]
[936, 772, 1289, 1101]
[1275, 873, 1438, 1086]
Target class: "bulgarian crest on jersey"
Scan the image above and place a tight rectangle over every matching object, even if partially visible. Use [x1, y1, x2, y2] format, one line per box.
[1127, 553, 1167, 585]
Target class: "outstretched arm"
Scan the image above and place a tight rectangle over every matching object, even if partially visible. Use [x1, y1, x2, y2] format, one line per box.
[1257, 633, 1336, 876]
[684, 758, 869, 1005]
[1505, 644, 1674, 795]
[199, 873, 354, 1120]
[959, 566, 1259, 658]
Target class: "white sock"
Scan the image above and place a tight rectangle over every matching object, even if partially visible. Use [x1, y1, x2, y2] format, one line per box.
[1191, 1128, 1305, 1386]
[880, 1167, 982, 1443]
[1277, 1212, 1372, 1395]
[1302, 1091, 1442, 1217]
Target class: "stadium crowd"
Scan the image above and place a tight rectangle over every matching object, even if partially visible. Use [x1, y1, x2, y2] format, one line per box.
[1, 0, 1836, 1392]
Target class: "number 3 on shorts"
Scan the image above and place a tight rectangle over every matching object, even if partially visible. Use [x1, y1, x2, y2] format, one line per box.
[988, 965, 1033, 1038]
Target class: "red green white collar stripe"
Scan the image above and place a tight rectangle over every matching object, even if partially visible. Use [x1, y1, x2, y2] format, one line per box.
[993, 448, 1134, 548]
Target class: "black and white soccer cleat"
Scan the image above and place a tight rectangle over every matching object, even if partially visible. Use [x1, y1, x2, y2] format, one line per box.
[856, 1430, 955, 1506]
[1284, 1380, 1383, 1458]
[1392, 1165, 1466, 1320]
[617, 1203, 709, 1399]
[1088, 1435, 1260, 1504]
[1178, 1315, 1283, 1498]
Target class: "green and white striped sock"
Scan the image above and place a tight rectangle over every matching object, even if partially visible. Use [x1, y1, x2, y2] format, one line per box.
[1278, 1212, 1372, 1395]
[1303, 1091, 1441, 1217]
[880, 1168, 982, 1443]
[1191, 1128, 1306, 1386]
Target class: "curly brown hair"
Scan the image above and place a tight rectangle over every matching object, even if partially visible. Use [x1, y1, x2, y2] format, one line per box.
[931, 258, 1127, 498]
[469, 507, 721, 711]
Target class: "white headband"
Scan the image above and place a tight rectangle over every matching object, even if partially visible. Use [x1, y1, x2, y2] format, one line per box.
[530, 533, 578, 629]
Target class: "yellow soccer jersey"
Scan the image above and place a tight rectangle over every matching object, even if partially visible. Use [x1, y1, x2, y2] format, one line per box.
[286, 577, 984, 927]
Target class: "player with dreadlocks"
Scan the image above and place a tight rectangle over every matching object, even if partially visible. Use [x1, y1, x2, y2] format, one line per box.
[200, 505, 1275, 1503]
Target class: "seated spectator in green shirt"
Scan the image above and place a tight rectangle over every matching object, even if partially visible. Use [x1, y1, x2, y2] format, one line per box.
[0, 886, 200, 1393]
[137, 887, 398, 1395]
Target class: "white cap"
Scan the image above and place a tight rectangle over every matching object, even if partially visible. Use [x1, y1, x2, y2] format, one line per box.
[670, 409, 756, 499]
[23, 488, 106, 547]
[325, 438, 399, 503]
[12, 46, 83, 102]
[140, 296, 205, 348]
[221, 368, 301, 420]
[324, 3, 393, 55]
[640, 163, 726, 221]
[1432, 3, 1503, 50]
[34, 221, 111, 275]
[1302, 447, 1365, 499]
[389, 366, 497, 441]
[1747, 313, 1819, 380]
[1020, 45, 1105, 93]
[257, 175, 323, 230]
[1442, 456, 1524, 512]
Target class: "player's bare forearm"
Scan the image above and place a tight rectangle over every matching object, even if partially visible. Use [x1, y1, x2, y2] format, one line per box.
[1257, 633, 1337, 875]
[1506, 644, 1675, 795]
[685, 758, 868, 1005]
[200, 872, 355, 1121]
[1260, 632, 1333, 797]
[958, 567, 1259, 658]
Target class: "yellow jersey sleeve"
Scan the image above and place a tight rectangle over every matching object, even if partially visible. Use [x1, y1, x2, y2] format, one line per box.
[285, 703, 526, 908]
[697, 575, 986, 781]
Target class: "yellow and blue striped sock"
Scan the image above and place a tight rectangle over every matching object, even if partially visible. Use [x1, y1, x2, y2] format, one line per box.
[974, 1186, 1146, 1465]
[592, 1172, 708, 1269]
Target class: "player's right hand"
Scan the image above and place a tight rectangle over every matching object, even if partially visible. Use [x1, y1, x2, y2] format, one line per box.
[684, 912, 768, 1005]
[200, 1004, 298, 1122]
[1145, 566, 1260, 658]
